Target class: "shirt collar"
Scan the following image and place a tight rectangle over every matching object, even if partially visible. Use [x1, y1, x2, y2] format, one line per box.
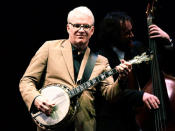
[72, 45, 86, 55]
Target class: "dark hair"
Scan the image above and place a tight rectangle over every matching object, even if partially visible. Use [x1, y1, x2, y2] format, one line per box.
[97, 11, 133, 48]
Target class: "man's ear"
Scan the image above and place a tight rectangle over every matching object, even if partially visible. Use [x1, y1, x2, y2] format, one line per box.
[67, 24, 70, 33]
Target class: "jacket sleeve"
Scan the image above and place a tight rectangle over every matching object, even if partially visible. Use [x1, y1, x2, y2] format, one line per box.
[119, 89, 144, 106]
[19, 41, 49, 110]
[94, 55, 122, 103]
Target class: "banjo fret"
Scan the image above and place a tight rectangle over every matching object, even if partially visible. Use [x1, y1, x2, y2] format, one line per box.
[69, 68, 118, 98]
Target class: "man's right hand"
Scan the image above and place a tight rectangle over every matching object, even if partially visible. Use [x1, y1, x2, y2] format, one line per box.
[34, 96, 55, 116]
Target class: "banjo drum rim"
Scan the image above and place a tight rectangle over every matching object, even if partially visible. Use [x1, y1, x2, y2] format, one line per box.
[31, 83, 71, 129]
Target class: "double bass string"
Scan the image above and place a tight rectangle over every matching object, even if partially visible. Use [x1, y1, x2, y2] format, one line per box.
[136, 1, 175, 130]
[147, 10, 167, 130]
[150, 39, 167, 131]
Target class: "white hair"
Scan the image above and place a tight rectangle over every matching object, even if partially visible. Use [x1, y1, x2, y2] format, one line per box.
[67, 6, 95, 25]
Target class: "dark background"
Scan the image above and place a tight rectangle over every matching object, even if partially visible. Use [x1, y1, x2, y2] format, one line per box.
[1, 0, 174, 130]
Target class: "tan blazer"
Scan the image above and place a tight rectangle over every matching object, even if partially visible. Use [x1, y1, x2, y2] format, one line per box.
[19, 39, 121, 131]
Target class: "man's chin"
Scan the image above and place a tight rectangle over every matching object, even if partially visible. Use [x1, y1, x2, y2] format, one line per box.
[76, 39, 85, 45]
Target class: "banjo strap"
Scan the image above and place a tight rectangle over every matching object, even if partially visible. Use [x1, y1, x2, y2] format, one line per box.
[79, 51, 98, 84]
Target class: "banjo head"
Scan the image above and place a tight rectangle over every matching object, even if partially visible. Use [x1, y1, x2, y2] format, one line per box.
[31, 84, 70, 129]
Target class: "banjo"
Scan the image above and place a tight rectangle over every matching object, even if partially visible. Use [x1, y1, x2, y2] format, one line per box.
[31, 51, 152, 130]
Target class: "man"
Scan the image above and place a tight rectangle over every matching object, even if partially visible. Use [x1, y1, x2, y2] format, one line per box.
[19, 6, 132, 131]
[96, 11, 160, 131]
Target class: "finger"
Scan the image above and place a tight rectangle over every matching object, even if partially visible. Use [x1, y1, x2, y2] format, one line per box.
[150, 35, 161, 39]
[116, 63, 131, 75]
[41, 104, 50, 111]
[40, 105, 52, 115]
[122, 62, 132, 71]
[148, 97, 159, 109]
[149, 24, 157, 28]
[120, 59, 125, 63]
[151, 97, 160, 108]
[119, 63, 128, 70]
[144, 95, 154, 109]
[121, 60, 131, 67]
[116, 65, 124, 73]
[121, 69, 129, 76]
[151, 101, 157, 109]
[43, 101, 53, 108]
[38, 105, 47, 114]
[149, 30, 159, 35]
[155, 97, 160, 105]
[153, 102, 159, 109]
[145, 100, 151, 109]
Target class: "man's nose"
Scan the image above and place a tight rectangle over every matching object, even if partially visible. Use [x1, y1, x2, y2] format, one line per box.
[78, 26, 85, 31]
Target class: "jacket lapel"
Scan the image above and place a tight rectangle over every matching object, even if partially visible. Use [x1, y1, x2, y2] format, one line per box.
[60, 40, 75, 83]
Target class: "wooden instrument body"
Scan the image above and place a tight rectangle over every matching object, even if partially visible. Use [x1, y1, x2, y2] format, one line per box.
[135, 1, 174, 130]
[136, 74, 175, 131]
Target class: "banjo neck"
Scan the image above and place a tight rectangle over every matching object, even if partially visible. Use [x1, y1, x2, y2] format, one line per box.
[68, 52, 152, 98]
[68, 68, 118, 98]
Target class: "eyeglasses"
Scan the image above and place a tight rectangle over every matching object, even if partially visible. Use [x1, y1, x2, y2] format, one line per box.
[69, 23, 92, 31]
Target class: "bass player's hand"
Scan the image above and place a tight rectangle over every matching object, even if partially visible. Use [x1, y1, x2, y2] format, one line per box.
[142, 92, 160, 109]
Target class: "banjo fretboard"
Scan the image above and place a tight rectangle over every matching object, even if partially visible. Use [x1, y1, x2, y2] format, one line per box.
[68, 51, 152, 98]
[68, 68, 118, 98]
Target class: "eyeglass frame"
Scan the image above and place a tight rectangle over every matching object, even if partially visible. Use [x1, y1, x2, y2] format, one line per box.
[68, 22, 93, 31]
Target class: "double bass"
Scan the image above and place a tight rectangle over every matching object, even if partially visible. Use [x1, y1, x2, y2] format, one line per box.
[135, 0, 175, 131]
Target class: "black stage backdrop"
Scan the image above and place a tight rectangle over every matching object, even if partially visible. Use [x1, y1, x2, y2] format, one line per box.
[1, 0, 174, 130]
